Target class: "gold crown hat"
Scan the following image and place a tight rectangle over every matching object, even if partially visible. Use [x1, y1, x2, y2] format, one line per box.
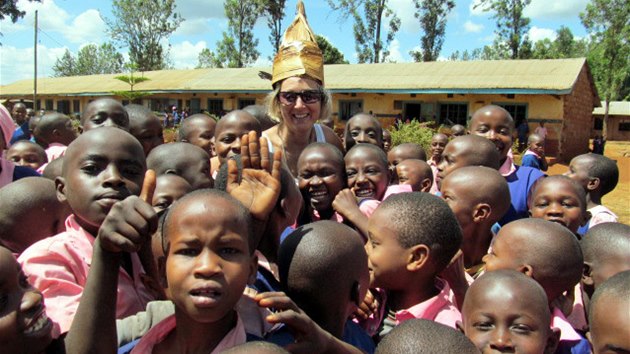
[271, 1, 324, 87]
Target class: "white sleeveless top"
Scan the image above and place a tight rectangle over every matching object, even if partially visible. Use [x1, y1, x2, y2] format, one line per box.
[264, 123, 326, 153]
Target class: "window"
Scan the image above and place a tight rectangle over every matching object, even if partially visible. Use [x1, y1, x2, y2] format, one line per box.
[45, 99, 54, 110]
[593, 117, 603, 130]
[238, 98, 256, 109]
[619, 120, 630, 132]
[73, 100, 80, 113]
[207, 99, 223, 116]
[495, 103, 527, 121]
[339, 100, 363, 121]
[438, 103, 468, 125]
[57, 100, 70, 114]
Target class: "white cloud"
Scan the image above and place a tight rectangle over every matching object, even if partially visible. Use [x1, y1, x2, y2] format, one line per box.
[62, 9, 106, 44]
[388, 0, 420, 33]
[1, 44, 69, 85]
[464, 20, 484, 33]
[168, 40, 208, 69]
[384, 38, 405, 63]
[524, 0, 589, 19]
[528, 26, 557, 42]
[174, 18, 215, 37]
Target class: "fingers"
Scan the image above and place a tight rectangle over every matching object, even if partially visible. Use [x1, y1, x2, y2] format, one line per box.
[271, 150, 282, 181]
[248, 131, 261, 169]
[260, 136, 270, 173]
[139, 169, 156, 204]
[240, 133, 250, 168]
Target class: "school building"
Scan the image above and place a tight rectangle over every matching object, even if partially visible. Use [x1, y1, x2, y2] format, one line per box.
[0, 58, 600, 161]
[592, 101, 630, 141]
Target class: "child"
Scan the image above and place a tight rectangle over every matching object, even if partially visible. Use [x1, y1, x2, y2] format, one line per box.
[366, 192, 463, 336]
[146, 142, 213, 189]
[6, 140, 47, 171]
[212, 110, 262, 177]
[0, 177, 71, 255]
[18, 127, 156, 336]
[178, 113, 216, 157]
[528, 175, 588, 235]
[439, 166, 511, 275]
[565, 153, 619, 234]
[428, 133, 448, 167]
[469, 105, 545, 225]
[387, 143, 427, 168]
[125, 104, 164, 156]
[382, 129, 391, 152]
[344, 113, 383, 151]
[1, 104, 41, 188]
[33, 112, 77, 163]
[151, 174, 192, 213]
[462, 269, 560, 354]
[587, 270, 630, 354]
[242, 104, 278, 131]
[296, 142, 346, 223]
[521, 133, 548, 171]
[435, 135, 500, 188]
[267, 221, 374, 353]
[394, 159, 433, 192]
[450, 124, 466, 137]
[81, 98, 130, 132]
[42, 156, 63, 180]
[535, 120, 548, 142]
[375, 318, 479, 354]
[126, 189, 258, 353]
[483, 218, 590, 354]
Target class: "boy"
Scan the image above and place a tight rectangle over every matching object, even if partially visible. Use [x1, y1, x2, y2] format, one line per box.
[382, 129, 392, 152]
[483, 218, 590, 354]
[151, 174, 192, 213]
[462, 270, 560, 354]
[564, 153, 619, 233]
[440, 166, 510, 275]
[344, 113, 383, 151]
[376, 318, 479, 354]
[267, 221, 374, 353]
[387, 143, 427, 168]
[18, 127, 156, 336]
[178, 113, 216, 157]
[394, 159, 433, 192]
[33, 112, 77, 162]
[427, 132, 448, 191]
[587, 270, 630, 354]
[125, 104, 164, 156]
[81, 98, 130, 132]
[450, 124, 466, 137]
[212, 110, 262, 176]
[528, 175, 588, 235]
[366, 192, 463, 336]
[146, 142, 213, 189]
[521, 133, 548, 171]
[435, 135, 500, 188]
[6, 140, 47, 171]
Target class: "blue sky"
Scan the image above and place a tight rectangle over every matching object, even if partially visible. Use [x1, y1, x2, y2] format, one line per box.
[0, 0, 591, 85]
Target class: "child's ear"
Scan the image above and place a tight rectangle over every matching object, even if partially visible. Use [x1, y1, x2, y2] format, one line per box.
[406, 244, 430, 272]
[472, 203, 491, 223]
[517, 264, 534, 278]
[544, 328, 561, 354]
[586, 177, 600, 192]
[582, 262, 594, 287]
[55, 176, 67, 203]
[420, 178, 432, 193]
[247, 253, 258, 285]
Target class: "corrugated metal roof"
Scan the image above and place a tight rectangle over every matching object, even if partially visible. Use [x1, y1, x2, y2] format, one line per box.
[0, 58, 590, 97]
[593, 101, 630, 116]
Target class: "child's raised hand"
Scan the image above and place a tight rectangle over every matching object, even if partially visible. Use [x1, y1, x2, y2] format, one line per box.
[353, 289, 379, 320]
[97, 170, 158, 253]
[439, 249, 469, 310]
[332, 188, 359, 217]
[227, 131, 282, 221]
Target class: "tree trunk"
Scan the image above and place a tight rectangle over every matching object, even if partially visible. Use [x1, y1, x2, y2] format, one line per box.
[603, 99, 610, 141]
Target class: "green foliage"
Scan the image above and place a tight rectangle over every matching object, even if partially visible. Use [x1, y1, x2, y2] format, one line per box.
[316, 35, 349, 64]
[52, 50, 77, 77]
[104, 0, 182, 71]
[474, 0, 532, 59]
[409, 0, 455, 62]
[262, 0, 286, 57]
[0, 0, 40, 23]
[213, 0, 262, 68]
[196, 48, 218, 69]
[112, 64, 152, 100]
[53, 43, 125, 77]
[328, 0, 401, 63]
[389, 121, 437, 152]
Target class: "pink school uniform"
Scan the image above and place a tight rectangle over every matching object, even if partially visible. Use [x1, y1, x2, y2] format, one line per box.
[393, 278, 462, 329]
[427, 157, 440, 194]
[588, 205, 618, 227]
[358, 184, 413, 217]
[19, 215, 155, 335]
[45, 142, 67, 162]
[130, 314, 247, 354]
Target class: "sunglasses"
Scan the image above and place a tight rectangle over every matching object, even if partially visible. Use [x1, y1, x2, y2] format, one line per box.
[278, 90, 323, 105]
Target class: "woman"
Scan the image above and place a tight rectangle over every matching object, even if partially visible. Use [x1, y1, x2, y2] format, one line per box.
[263, 2, 343, 177]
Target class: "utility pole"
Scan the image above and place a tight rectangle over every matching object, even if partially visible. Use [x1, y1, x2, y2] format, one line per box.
[33, 10, 38, 109]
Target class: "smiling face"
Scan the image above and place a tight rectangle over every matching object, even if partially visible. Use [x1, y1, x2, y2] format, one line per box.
[463, 274, 554, 354]
[345, 145, 389, 200]
[278, 77, 322, 133]
[470, 107, 514, 162]
[81, 99, 129, 132]
[214, 113, 260, 164]
[0, 247, 53, 354]
[528, 178, 586, 233]
[345, 114, 382, 150]
[57, 128, 145, 235]
[297, 145, 345, 213]
[366, 206, 410, 289]
[7, 142, 47, 170]
[164, 194, 256, 324]
[430, 134, 448, 159]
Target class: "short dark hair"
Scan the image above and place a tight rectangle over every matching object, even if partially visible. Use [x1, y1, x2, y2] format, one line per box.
[582, 153, 619, 195]
[527, 175, 587, 211]
[390, 143, 427, 161]
[581, 222, 630, 264]
[177, 114, 216, 141]
[588, 270, 630, 322]
[378, 192, 462, 272]
[345, 143, 388, 169]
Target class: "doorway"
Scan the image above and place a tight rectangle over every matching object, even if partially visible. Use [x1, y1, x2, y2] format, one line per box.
[403, 102, 422, 122]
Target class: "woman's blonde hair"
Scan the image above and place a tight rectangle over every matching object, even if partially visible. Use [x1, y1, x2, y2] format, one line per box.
[265, 78, 333, 124]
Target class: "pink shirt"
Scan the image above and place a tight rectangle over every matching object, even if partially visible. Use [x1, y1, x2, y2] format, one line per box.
[588, 205, 618, 227]
[394, 278, 462, 329]
[427, 157, 440, 194]
[551, 307, 583, 342]
[566, 283, 588, 332]
[130, 313, 246, 354]
[358, 184, 413, 217]
[45, 143, 67, 162]
[19, 215, 155, 335]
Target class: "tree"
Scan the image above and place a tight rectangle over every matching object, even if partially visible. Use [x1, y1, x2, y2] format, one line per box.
[581, 0, 630, 139]
[262, 0, 286, 56]
[104, 0, 182, 72]
[196, 48, 218, 69]
[52, 50, 78, 77]
[0, 0, 40, 22]
[112, 63, 152, 101]
[474, 0, 532, 59]
[213, 0, 262, 68]
[409, 0, 455, 62]
[316, 35, 349, 64]
[328, 0, 401, 63]
[52, 43, 125, 77]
